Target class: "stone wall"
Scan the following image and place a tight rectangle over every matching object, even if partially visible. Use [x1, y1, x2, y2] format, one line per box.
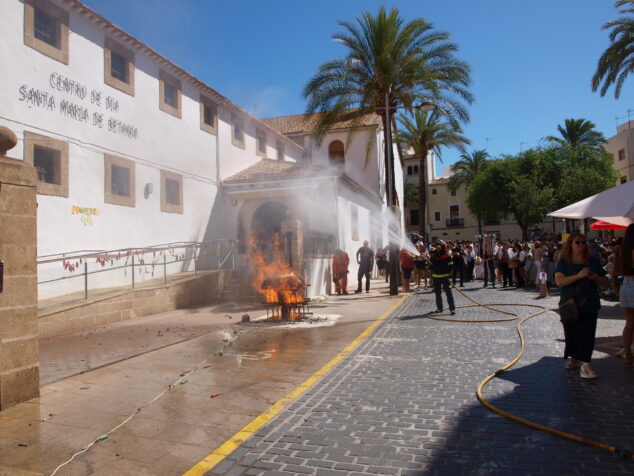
[38, 269, 232, 337]
[0, 155, 40, 409]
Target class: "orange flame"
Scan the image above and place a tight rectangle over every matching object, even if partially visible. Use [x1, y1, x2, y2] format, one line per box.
[246, 233, 305, 321]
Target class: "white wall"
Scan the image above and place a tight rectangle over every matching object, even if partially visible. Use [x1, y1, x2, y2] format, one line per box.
[1, 0, 303, 298]
[306, 128, 382, 197]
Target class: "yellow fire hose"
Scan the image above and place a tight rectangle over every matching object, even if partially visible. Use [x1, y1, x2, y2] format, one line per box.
[424, 284, 634, 460]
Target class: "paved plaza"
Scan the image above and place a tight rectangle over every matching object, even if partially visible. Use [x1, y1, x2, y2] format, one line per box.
[202, 283, 634, 476]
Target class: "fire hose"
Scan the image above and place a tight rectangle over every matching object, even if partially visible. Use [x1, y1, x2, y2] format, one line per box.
[424, 284, 634, 461]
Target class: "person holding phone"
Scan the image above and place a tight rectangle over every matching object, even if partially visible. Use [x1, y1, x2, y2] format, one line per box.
[555, 233, 608, 379]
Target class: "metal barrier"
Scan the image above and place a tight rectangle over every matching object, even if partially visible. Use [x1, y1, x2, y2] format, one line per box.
[37, 240, 238, 302]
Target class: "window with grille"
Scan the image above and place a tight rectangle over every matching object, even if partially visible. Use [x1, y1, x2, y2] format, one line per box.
[34, 146, 60, 184]
[34, 7, 57, 47]
[329, 140, 344, 165]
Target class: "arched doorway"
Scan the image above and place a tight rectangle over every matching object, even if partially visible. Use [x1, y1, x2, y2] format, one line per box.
[251, 201, 290, 266]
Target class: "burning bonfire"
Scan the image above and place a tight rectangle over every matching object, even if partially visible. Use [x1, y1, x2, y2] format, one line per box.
[247, 233, 310, 321]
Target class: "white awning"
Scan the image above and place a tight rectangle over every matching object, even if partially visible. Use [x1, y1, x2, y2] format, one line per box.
[548, 180, 634, 227]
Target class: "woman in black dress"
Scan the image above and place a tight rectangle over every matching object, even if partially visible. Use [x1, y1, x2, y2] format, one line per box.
[554, 233, 608, 379]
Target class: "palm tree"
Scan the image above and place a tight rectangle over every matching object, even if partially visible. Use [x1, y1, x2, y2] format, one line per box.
[546, 118, 605, 149]
[404, 181, 419, 204]
[396, 109, 470, 238]
[302, 7, 472, 209]
[447, 149, 489, 233]
[592, 0, 634, 99]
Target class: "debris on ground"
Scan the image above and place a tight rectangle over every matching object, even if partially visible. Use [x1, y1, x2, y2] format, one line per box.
[210, 393, 222, 398]
[241, 314, 250, 323]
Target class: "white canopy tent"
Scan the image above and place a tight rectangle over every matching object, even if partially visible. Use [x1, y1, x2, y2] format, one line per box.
[548, 180, 634, 227]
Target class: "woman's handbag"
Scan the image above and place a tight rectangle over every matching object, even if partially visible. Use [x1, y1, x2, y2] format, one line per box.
[558, 298, 579, 324]
[558, 281, 587, 324]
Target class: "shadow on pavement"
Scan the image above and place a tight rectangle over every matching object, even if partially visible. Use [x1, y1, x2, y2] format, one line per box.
[407, 354, 634, 475]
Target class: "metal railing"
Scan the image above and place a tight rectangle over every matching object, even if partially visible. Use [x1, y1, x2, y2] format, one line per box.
[37, 239, 237, 302]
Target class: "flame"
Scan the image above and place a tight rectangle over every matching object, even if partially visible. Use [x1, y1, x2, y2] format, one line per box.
[246, 232, 306, 321]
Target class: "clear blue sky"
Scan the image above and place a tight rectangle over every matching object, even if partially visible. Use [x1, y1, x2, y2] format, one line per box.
[83, 0, 633, 171]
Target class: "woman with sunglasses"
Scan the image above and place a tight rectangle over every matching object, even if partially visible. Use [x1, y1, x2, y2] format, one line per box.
[612, 224, 634, 367]
[554, 233, 609, 379]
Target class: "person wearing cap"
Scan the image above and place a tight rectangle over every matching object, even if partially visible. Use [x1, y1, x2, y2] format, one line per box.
[430, 241, 456, 315]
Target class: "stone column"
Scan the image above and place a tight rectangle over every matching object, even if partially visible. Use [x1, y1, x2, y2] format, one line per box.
[0, 126, 40, 410]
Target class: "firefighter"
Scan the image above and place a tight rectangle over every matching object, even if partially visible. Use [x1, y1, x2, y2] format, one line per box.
[332, 248, 350, 295]
[430, 240, 456, 315]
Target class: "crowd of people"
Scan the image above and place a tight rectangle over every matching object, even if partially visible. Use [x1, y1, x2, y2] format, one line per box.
[331, 226, 634, 381]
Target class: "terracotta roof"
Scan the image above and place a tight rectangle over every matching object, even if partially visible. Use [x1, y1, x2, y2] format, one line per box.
[262, 110, 381, 135]
[430, 177, 450, 184]
[223, 159, 330, 184]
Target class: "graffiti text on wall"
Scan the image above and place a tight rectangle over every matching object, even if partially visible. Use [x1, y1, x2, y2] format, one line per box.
[18, 72, 138, 140]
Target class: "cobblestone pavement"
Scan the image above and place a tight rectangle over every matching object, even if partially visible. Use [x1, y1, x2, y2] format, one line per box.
[203, 282, 634, 475]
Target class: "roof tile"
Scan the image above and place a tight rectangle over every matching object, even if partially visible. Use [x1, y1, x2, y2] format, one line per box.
[262, 110, 381, 135]
[223, 158, 329, 184]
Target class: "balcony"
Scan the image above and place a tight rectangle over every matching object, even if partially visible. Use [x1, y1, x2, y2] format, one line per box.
[446, 217, 464, 227]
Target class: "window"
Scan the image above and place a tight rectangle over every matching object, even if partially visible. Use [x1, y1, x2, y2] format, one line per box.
[104, 155, 135, 207]
[35, 8, 56, 46]
[164, 83, 177, 107]
[432, 188, 437, 195]
[160, 170, 183, 214]
[450, 190, 456, 196]
[619, 149, 626, 161]
[351, 204, 359, 241]
[24, 132, 69, 197]
[329, 140, 344, 165]
[104, 37, 135, 96]
[413, 165, 419, 174]
[450, 205, 460, 218]
[434, 211, 441, 222]
[231, 114, 245, 149]
[621, 176, 628, 184]
[410, 209, 419, 227]
[199, 95, 217, 134]
[256, 129, 267, 157]
[159, 70, 182, 118]
[407, 166, 412, 176]
[276, 140, 285, 161]
[34, 147, 60, 184]
[24, 0, 69, 64]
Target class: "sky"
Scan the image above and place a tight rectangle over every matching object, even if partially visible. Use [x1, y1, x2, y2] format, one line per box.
[82, 0, 633, 172]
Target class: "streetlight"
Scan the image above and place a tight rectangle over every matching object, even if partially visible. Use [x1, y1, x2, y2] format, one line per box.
[380, 95, 435, 295]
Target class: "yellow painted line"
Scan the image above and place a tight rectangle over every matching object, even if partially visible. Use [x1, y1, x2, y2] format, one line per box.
[183, 295, 407, 476]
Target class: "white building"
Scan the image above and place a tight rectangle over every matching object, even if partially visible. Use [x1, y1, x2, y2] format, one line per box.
[605, 121, 634, 185]
[1, 0, 398, 300]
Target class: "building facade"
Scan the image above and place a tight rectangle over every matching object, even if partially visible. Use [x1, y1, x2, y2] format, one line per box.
[605, 121, 634, 185]
[402, 154, 563, 242]
[1, 0, 397, 300]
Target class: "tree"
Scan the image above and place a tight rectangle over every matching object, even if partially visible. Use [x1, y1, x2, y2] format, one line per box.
[447, 149, 489, 233]
[466, 145, 617, 239]
[404, 181, 419, 204]
[592, 0, 634, 99]
[546, 118, 606, 149]
[554, 146, 618, 208]
[396, 109, 469, 237]
[466, 160, 512, 233]
[302, 7, 473, 209]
